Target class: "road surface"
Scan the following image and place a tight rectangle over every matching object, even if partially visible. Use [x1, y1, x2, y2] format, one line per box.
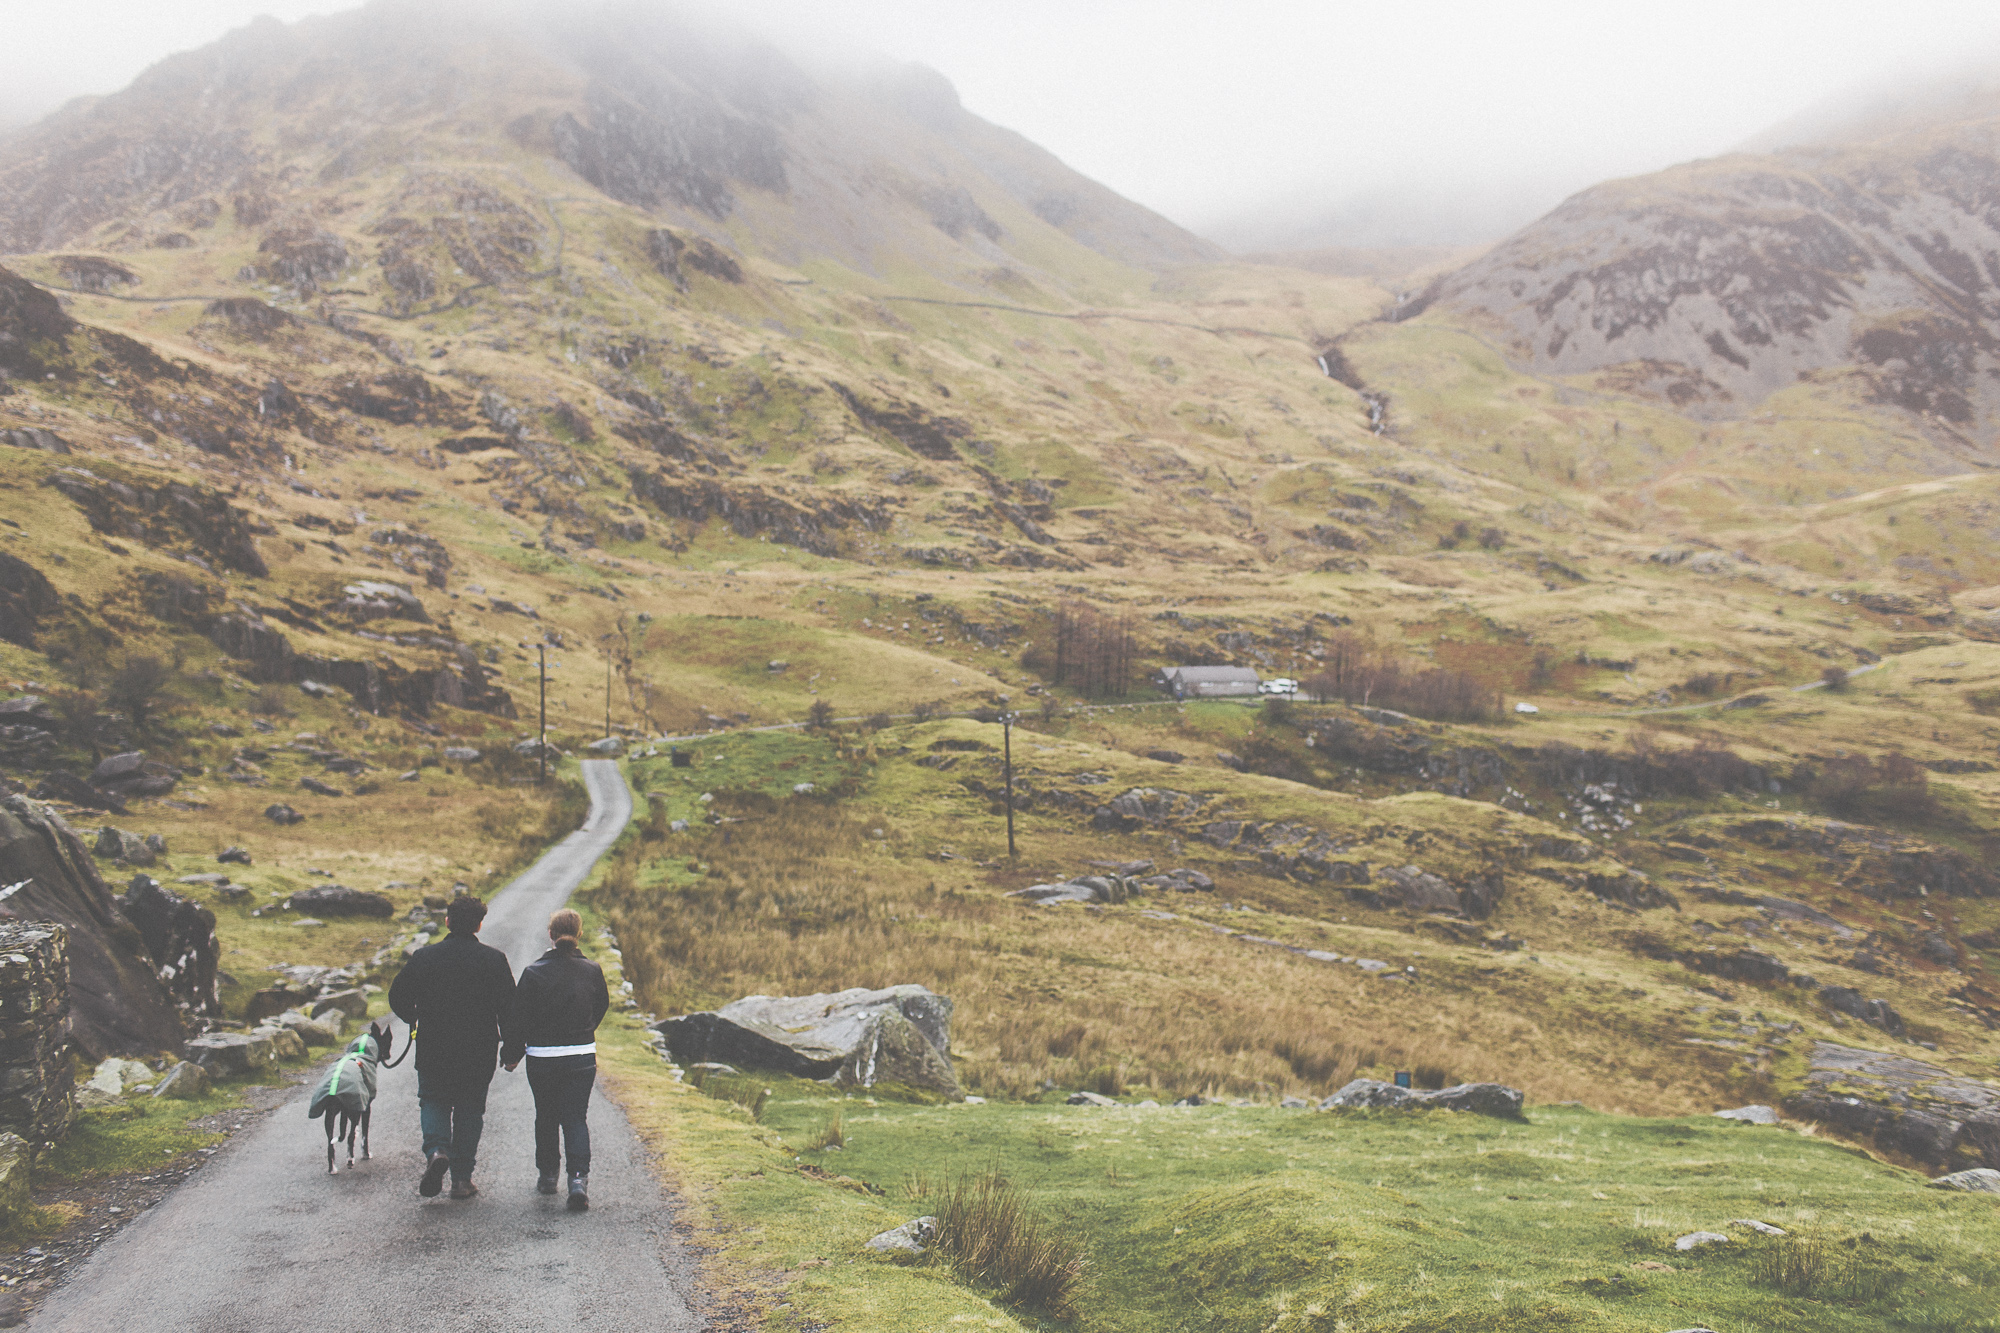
[32, 759, 703, 1333]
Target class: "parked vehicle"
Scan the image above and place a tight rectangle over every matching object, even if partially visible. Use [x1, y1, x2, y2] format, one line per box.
[1259, 678, 1299, 695]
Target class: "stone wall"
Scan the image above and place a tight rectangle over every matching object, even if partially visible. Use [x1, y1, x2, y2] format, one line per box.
[0, 923, 74, 1151]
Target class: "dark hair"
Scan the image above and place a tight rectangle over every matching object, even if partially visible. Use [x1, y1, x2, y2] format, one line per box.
[445, 896, 487, 933]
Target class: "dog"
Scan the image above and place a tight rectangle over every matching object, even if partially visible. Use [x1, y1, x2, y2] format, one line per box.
[307, 1020, 394, 1173]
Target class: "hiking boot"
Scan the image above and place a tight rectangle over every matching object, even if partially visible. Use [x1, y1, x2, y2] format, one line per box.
[449, 1179, 479, 1200]
[537, 1171, 559, 1195]
[566, 1173, 589, 1212]
[418, 1151, 450, 1198]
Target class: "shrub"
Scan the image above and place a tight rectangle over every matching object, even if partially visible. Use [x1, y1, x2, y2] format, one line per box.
[806, 698, 835, 730]
[910, 699, 939, 722]
[916, 1170, 1087, 1319]
[864, 712, 892, 732]
[1478, 526, 1506, 550]
[1805, 752, 1936, 823]
[1821, 665, 1850, 692]
[1683, 672, 1723, 697]
[106, 656, 175, 734]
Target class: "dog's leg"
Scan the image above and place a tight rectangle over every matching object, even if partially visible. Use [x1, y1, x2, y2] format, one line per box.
[360, 1105, 371, 1161]
[326, 1116, 337, 1175]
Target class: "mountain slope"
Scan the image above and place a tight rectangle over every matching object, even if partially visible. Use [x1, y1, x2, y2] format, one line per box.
[1428, 112, 2000, 447]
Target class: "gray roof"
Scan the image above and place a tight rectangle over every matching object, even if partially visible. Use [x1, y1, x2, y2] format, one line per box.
[1160, 666, 1262, 682]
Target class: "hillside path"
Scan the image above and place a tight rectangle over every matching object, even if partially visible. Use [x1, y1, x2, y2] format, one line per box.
[31, 759, 706, 1333]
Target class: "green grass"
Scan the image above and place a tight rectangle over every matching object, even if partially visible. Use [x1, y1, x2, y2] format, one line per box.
[741, 1094, 2000, 1333]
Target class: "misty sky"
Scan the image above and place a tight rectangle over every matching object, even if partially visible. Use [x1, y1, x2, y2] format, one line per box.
[7, 0, 2000, 249]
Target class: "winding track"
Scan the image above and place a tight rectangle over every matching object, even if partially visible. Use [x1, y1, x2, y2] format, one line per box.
[31, 759, 703, 1333]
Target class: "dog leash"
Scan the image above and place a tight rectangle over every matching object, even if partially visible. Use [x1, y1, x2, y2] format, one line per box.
[381, 1021, 415, 1069]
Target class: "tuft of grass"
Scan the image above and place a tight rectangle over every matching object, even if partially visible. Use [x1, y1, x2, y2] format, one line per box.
[805, 1108, 846, 1151]
[1752, 1234, 1888, 1302]
[915, 1168, 1087, 1320]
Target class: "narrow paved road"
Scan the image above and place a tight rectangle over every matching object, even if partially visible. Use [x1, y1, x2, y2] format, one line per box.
[33, 759, 704, 1332]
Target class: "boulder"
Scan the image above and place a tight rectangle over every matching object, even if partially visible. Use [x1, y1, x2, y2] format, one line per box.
[1714, 1104, 1780, 1125]
[87, 1056, 152, 1096]
[1009, 875, 1130, 907]
[1319, 1079, 1525, 1119]
[31, 770, 126, 813]
[1138, 867, 1214, 893]
[150, 1061, 210, 1100]
[312, 988, 369, 1020]
[118, 875, 221, 1019]
[1280, 1097, 1311, 1108]
[865, 1216, 938, 1255]
[1929, 1168, 2000, 1193]
[92, 826, 154, 866]
[1066, 1091, 1117, 1106]
[253, 1026, 307, 1060]
[512, 737, 561, 759]
[299, 777, 343, 797]
[244, 988, 305, 1023]
[586, 737, 623, 755]
[282, 885, 393, 918]
[792, 782, 815, 795]
[263, 804, 305, 825]
[1784, 1041, 2000, 1171]
[656, 984, 957, 1096]
[336, 580, 428, 623]
[0, 794, 186, 1059]
[187, 1030, 279, 1075]
[1729, 1219, 1787, 1235]
[1144, 749, 1184, 764]
[1675, 1231, 1730, 1251]
[217, 845, 253, 864]
[90, 752, 148, 786]
[442, 747, 480, 762]
[275, 1008, 342, 1046]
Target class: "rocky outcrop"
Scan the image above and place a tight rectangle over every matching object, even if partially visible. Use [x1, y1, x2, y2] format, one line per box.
[0, 923, 76, 1148]
[204, 613, 514, 719]
[1785, 1041, 2000, 1172]
[656, 985, 958, 1096]
[43, 469, 268, 576]
[0, 795, 184, 1059]
[0, 552, 60, 649]
[1319, 1078, 1525, 1119]
[118, 875, 221, 1020]
[1009, 875, 1135, 907]
[626, 468, 893, 557]
[0, 267, 76, 380]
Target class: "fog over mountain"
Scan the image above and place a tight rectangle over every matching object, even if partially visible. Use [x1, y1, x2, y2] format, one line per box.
[10, 0, 2000, 255]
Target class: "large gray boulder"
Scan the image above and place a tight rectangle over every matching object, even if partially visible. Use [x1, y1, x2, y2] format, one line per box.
[118, 874, 221, 1020]
[0, 795, 185, 1059]
[656, 985, 957, 1096]
[1785, 1041, 2000, 1172]
[1319, 1078, 1525, 1119]
[1009, 876, 1131, 907]
[1929, 1168, 2000, 1193]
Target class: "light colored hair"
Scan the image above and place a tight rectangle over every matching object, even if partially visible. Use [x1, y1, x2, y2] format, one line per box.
[548, 908, 582, 947]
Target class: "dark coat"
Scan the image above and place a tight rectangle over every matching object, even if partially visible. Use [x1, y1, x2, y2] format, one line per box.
[388, 931, 515, 1091]
[502, 943, 610, 1065]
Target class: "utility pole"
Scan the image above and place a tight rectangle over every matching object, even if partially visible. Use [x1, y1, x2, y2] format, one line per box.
[604, 651, 611, 741]
[1001, 712, 1017, 860]
[537, 643, 548, 785]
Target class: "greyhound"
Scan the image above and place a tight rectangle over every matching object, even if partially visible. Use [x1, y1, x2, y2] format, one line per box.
[307, 1020, 396, 1173]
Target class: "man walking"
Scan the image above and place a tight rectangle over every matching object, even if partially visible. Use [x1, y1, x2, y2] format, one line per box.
[388, 895, 516, 1199]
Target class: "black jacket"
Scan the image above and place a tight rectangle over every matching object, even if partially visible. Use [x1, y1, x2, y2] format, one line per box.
[388, 931, 516, 1089]
[502, 943, 610, 1065]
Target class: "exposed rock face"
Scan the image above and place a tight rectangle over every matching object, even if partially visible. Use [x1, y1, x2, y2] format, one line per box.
[1433, 125, 2000, 439]
[1785, 1040, 2000, 1171]
[42, 469, 268, 576]
[0, 267, 76, 380]
[626, 468, 893, 558]
[203, 612, 514, 719]
[0, 552, 60, 649]
[656, 984, 957, 1095]
[118, 875, 221, 1020]
[1008, 875, 1134, 907]
[1319, 1079, 1525, 1119]
[0, 795, 184, 1059]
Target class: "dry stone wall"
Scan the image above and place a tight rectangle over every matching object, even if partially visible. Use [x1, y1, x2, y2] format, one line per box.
[0, 923, 74, 1151]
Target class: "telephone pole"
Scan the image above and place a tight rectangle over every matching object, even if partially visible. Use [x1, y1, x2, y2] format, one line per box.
[1001, 712, 1017, 859]
[604, 651, 611, 741]
[537, 643, 548, 785]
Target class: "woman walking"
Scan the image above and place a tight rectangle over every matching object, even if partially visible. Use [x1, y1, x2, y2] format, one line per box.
[502, 909, 611, 1211]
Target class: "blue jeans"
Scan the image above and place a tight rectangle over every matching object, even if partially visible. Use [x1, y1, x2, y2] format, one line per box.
[417, 1074, 489, 1182]
[526, 1054, 595, 1178]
